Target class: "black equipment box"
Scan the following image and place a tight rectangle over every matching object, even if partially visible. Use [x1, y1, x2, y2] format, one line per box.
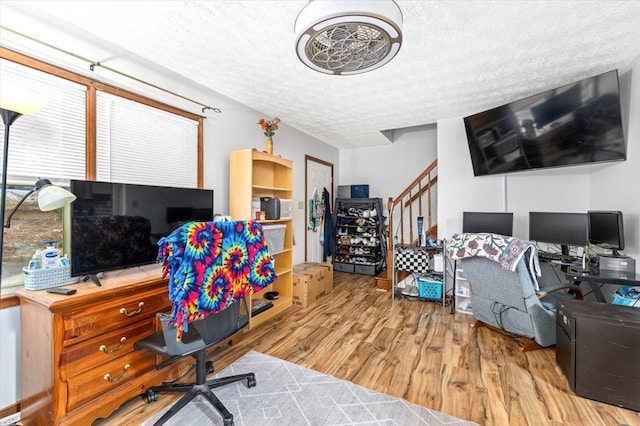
[599, 255, 636, 274]
[556, 298, 640, 411]
[260, 197, 280, 220]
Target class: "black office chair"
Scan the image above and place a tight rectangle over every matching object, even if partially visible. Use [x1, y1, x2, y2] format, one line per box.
[134, 298, 255, 426]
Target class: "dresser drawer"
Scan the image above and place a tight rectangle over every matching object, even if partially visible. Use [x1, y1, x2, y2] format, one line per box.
[65, 349, 155, 411]
[61, 290, 170, 346]
[60, 318, 155, 380]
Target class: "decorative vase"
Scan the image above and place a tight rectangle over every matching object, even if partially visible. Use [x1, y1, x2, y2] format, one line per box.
[266, 137, 273, 155]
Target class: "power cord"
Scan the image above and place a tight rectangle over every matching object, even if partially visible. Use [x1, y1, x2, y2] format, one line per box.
[490, 301, 515, 331]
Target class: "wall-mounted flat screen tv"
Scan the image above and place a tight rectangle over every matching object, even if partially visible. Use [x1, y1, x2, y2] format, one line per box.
[70, 179, 214, 285]
[464, 69, 626, 176]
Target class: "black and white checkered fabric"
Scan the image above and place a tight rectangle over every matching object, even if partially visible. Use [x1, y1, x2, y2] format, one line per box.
[394, 246, 430, 272]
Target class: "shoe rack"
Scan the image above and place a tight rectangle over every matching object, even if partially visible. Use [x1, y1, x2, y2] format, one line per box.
[333, 197, 386, 275]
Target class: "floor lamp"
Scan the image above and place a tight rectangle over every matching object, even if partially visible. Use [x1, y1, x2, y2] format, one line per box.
[1, 84, 47, 271]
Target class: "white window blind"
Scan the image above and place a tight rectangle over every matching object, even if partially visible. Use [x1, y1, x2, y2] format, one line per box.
[96, 92, 199, 187]
[0, 59, 87, 184]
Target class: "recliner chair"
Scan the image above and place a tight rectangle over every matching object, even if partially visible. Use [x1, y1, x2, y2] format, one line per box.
[459, 255, 582, 351]
[134, 297, 254, 426]
[449, 232, 583, 351]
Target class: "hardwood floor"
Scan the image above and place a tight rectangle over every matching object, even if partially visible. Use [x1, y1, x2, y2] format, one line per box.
[94, 271, 639, 426]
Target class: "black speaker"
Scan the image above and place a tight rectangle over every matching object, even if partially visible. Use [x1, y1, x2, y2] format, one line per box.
[260, 197, 280, 220]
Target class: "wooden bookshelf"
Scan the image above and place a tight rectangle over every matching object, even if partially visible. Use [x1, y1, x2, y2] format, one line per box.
[229, 148, 293, 329]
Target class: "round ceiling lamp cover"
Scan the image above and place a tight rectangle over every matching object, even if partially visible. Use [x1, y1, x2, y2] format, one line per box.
[295, 0, 403, 75]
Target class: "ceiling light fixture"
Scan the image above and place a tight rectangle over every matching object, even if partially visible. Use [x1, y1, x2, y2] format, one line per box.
[295, 0, 403, 76]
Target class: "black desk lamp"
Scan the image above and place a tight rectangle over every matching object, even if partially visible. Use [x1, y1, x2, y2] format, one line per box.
[1, 84, 48, 272]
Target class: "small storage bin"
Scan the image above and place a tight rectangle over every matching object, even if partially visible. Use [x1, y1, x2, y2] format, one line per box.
[262, 224, 286, 254]
[611, 286, 640, 308]
[354, 264, 376, 275]
[417, 277, 443, 300]
[456, 280, 471, 297]
[333, 262, 355, 273]
[23, 266, 79, 291]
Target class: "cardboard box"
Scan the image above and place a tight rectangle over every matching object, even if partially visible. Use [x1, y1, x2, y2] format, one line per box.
[292, 262, 334, 308]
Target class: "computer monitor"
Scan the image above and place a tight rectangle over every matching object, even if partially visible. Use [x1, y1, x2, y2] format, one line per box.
[529, 212, 588, 254]
[588, 210, 625, 255]
[462, 212, 514, 236]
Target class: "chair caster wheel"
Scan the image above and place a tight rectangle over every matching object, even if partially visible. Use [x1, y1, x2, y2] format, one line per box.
[247, 376, 257, 388]
[146, 390, 158, 403]
[206, 360, 214, 374]
[223, 417, 233, 426]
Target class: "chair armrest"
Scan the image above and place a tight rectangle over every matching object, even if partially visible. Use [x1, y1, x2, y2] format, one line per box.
[537, 283, 583, 300]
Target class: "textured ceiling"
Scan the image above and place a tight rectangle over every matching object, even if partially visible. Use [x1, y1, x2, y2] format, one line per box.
[2, 1, 640, 149]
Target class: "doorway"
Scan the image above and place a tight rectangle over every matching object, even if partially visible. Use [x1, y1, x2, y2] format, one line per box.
[305, 155, 334, 263]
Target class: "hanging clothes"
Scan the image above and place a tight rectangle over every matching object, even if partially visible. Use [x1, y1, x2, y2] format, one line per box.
[320, 187, 333, 262]
[309, 187, 324, 231]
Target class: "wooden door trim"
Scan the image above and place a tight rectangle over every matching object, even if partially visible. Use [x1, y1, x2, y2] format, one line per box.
[304, 155, 334, 262]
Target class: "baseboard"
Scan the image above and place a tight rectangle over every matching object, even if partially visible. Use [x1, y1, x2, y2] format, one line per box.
[0, 403, 20, 421]
[0, 411, 20, 426]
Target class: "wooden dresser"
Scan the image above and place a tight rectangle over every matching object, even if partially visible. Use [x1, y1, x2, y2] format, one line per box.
[16, 266, 192, 425]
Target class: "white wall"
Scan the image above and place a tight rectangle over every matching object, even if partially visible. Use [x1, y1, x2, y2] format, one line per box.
[339, 124, 438, 205]
[588, 57, 640, 258]
[200, 107, 339, 267]
[437, 60, 640, 262]
[435, 61, 639, 295]
[437, 119, 596, 240]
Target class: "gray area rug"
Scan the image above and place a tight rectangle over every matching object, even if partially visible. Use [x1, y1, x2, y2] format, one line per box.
[143, 350, 477, 425]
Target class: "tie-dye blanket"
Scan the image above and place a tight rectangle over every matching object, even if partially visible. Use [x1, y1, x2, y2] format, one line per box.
[158, 220, 276, 340]
[448, 232, 540, 288]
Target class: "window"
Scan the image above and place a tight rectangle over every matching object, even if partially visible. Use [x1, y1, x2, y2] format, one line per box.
[96, 92, 199, 186]
[1, 51, 203, 291]
[0, 58, 87, 182]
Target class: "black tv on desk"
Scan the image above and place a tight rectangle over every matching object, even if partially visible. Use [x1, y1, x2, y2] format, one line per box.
[529, 212, 588, 255]
[70, 179, 214, 285]
[462, 211, 514, 236]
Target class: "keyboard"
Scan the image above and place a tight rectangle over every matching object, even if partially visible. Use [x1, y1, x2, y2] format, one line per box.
[538, 251, 575, 263]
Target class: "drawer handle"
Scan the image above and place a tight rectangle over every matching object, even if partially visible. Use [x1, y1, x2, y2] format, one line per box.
[120, 302, 144, 317]
[103, 364, 130, 383]
[99, 337, 126, 354]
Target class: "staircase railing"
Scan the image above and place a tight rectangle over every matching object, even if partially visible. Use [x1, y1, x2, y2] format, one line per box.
[385, 159, 438, 279]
